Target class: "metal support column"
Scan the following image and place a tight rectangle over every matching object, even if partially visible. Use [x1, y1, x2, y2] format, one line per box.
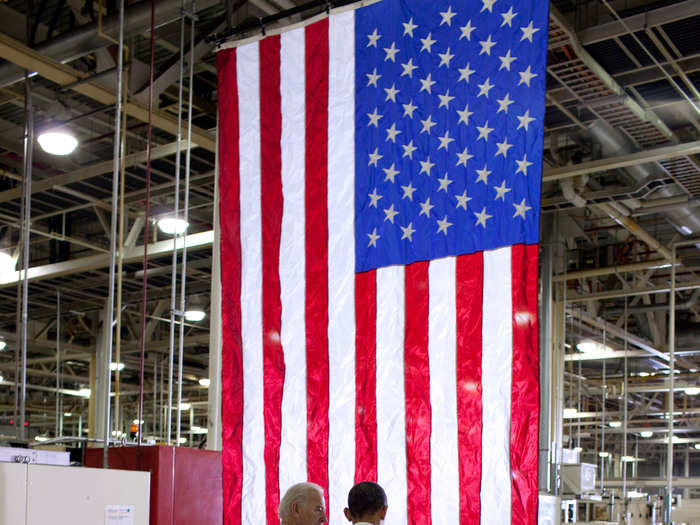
[539, 214, 555, 493]
[207, 122, 222, 451]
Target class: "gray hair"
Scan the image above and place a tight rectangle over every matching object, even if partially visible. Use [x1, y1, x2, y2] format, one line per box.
[278, 482, 324, 519]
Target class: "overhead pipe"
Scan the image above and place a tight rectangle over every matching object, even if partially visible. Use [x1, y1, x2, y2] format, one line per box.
[0, 0, 219, 88]
[18, 56, 33, 441]
[176, 3, 197, 446]
[101, 0, 126, 469]
[166, 0, 188, 445]
[588, 119, 700, 239]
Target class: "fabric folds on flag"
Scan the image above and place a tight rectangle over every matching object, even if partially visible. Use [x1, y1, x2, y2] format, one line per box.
[216, 1, 547, 524]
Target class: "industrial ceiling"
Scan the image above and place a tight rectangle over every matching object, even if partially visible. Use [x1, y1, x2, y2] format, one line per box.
[0, 0, 697, 484]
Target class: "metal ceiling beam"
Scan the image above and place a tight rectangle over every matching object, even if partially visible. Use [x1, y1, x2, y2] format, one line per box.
[567, 280, 700, 302]
[553, 260, 674, 282]
[579, 0, 700, 46]
[0, 32, 216, 152]
[0, 230, 213, 287]
[543, 140, 700, 182]
[0, 140, 191, 204]
[0, 0, 222, 88]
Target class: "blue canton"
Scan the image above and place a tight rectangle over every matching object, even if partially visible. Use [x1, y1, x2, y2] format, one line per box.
[355, 0, 548, 272]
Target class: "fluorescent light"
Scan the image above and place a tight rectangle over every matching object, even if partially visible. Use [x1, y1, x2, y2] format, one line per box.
[184, 309, 206, 322]
[598, 451, 609, 458]
[638, 371, 650, 377]
[37, 130, 78, 155]
[576, 339, 614, 356]
[573, 446, 582, 452]
[34, 435, 48, 442]
[177, 437, 187, 444]
[685, 387, 700, 396]
[0, 251, 16, 276]
[609, 421, 622, 428]
[78, 388, 91, 398]
[63, 412, 72, 417]
[621, 456, 637, 462]
[178, 403, 191, 411]
[132, 419, 144, 425]
[0, 340, 5, 351]
[0, 374, 4, 383]
[640, 431, 653, 438]
[109, 362, 125, 371]
[198, 378, 210, 387]
[191, 426, 208, 434]
[680, 225, 693, 236]
[563, 408, 578, 418]
[695, 443, 700, 450]
[157, 217, 188, 235]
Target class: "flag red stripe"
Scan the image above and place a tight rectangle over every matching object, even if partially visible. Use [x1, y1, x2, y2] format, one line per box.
[217, 48, 243, 525]
[355, 269, 378, 483]
[404, 262, 432, 525]
[259, 36, 285, 525]
[510, 244, 540, 525]
[456, 253, 483, 525]
[304, 19, 330, 501]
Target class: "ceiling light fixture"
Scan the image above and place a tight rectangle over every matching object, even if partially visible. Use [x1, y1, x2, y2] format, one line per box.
[78, 388, 91, 398]
[37, 130, 78, 156]
[685, 387, 700, 396]
[598, 451, 609, 458]
[0, 340, 6, 351]
[184, 309, 206, 322]
[695, 443, 700, 450]
[640, 431, 653, 438]
[638, 371, 650, 377]
[0, 251, 16, 276]
[157, 217, 189, 235]
[0, 374, 4, 383]
[609, 421, 622, 428]
[621, 456, 637, 462]
[563, 408, 578, 418]
[34, 435, 49, 442]
[679, 225, 693, 236]
[109, 362, 125, 371]
[199, 378, 210, 387]
[64, 412, 72, 417]
[178, 403, 191, 411]
[576, 339, 614, 356]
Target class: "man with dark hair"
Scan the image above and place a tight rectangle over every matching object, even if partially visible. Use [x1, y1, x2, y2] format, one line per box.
[343, 481, 388, 525]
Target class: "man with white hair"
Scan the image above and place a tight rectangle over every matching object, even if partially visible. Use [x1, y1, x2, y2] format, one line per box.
[278, 482, 327, 524]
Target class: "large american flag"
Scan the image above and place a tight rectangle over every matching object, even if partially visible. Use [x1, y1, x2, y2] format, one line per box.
[216, 0, 546, 524]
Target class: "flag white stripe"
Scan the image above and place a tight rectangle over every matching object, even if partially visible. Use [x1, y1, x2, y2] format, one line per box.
[327, 10, 357, 525]
[236, 42, 266, 525]
[428, 257, 459, 525]
[279, 27, 308, 494]
[376, 265, 408, 525]
[481, 247, 513, 525]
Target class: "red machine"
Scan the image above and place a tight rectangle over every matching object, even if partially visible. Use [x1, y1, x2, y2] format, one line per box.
[85, 446, 222, 525]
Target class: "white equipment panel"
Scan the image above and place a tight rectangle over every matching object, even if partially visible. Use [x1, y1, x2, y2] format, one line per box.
[0, 445, 69, 466]
[0, 462, 149, 525]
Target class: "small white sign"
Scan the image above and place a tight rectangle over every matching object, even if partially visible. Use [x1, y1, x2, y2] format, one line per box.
[105, 504, 135, 525]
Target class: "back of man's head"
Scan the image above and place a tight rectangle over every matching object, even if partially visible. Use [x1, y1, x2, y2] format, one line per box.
[278, 482, 325, 522]
[344, 481, 387, 523]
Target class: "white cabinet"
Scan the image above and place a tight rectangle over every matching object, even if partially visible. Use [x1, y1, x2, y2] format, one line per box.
[0, 462, 149, 525]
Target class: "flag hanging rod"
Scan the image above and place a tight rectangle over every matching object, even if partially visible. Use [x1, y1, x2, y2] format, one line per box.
[207, 0, 363, 45]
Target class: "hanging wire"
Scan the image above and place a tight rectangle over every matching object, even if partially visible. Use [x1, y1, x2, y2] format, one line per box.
[176, 0, 197, 446]
[622, 296, 629, 500]
[166, 0, 189, 446]
[137, 0, 157, 448]
[601, 324, 607, 492]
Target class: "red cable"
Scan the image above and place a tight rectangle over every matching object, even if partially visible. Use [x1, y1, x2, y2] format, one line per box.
[137, 0, 156, 446]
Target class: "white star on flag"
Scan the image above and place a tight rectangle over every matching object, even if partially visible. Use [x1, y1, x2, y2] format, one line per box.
[367, 227, 380, 246]
[474, 207, 492, 227]
[400, 222, 416, 241]
[437, 215, 453, 235]
[402, 18, 418, 37]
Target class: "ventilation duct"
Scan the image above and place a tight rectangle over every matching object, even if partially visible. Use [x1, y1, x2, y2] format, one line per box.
[587, 119, 700, 237]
